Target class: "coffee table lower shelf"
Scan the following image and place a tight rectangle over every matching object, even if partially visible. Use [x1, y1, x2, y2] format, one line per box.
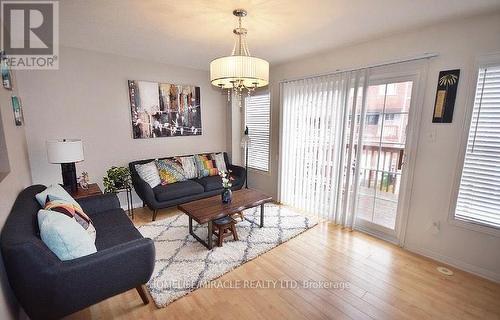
[187, 203, 266, 250]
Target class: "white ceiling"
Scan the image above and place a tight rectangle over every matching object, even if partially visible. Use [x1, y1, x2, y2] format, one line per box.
[60, 0, 500, 70]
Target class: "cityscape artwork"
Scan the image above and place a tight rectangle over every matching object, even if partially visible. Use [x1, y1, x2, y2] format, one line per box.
[128, 80, 202, 139]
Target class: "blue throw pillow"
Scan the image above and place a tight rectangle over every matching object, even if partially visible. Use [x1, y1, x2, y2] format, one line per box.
[38, 210, 97, 261]
[35, 184, 79, 207]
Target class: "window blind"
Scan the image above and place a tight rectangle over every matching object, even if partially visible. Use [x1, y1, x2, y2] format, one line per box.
[245, 92, 271, 172]
[280, 70, 369, 226]
[455, 65, 500, 228]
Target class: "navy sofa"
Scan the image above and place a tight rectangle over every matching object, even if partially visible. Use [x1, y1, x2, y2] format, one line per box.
[129, 152, 246, 221]
[0, 185, 155, 320]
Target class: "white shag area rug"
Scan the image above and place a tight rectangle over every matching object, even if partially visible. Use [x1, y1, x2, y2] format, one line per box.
[138, 203, 317, 308]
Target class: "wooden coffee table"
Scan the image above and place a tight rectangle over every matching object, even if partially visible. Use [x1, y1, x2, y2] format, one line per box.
[178, 189, 273, 249]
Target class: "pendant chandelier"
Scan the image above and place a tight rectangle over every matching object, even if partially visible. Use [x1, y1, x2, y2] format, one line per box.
[210, 9, 269, 103]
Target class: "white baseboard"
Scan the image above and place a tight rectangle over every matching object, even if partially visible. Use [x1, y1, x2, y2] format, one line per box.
[404, 243, 500, 283]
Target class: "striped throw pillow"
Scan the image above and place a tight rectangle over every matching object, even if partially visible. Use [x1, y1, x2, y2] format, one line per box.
[177, 156, 198, 179]
[44, 197, 97, 241]
[211, 153, 227, 172]
[194, 154, 219, 178]
[36, 184, 96, 241]
[135, 161, 161, 188]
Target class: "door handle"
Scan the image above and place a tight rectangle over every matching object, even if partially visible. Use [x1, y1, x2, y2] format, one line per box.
[397, 149, 406, 170]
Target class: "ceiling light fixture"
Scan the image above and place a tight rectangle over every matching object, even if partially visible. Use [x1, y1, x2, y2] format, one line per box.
[210, 9, 269, 105]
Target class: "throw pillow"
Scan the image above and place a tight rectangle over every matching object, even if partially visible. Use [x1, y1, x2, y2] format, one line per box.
[35, 184, 78, 207]
[44, 198, 96, 241]
[211, 153, 227, 173]
[36, 184, 96, 241]
[194, 154, 219, 178]
[156, 159, 187, 185]
[38, 209, 97, 261]
[135, 161, 161, 188]
[177, 156, 198, 179]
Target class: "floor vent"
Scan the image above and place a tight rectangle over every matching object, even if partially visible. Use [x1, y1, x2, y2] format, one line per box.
[437, 266, 454, 276]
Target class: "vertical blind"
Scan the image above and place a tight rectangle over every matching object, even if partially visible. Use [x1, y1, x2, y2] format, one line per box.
[455, 64, 500, 228]
[280, 70, 368, 226]
[245, 92, 271, 172]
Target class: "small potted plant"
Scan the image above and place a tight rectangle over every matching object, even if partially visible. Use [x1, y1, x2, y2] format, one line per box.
[220, 170, 232, 204]
[103, 166, 131, 193]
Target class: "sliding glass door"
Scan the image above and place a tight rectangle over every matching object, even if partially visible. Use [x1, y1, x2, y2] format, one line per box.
[279, 61, 426, 243]
[354, 77, 417, 240]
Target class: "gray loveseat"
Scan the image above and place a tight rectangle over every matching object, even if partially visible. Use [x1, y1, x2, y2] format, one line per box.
[0, 185, 155, 320]
[129, 152, 246, 221]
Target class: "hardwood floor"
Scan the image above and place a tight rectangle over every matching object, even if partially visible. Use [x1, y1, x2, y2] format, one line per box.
[66, 207, 500, 320]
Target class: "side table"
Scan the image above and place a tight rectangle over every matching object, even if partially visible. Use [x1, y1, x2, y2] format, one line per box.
[70, 183, 103, 200]
[115, 186, 134, 219]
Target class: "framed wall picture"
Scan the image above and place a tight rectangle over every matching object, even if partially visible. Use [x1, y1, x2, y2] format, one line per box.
[432, 69, 460, 123]
[128, 80, 202, 139]
[11, 96, 23, 126]
[1, 59, 12, 90]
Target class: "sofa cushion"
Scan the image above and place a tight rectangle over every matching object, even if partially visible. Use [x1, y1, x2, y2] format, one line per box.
[135, 161, 161, 188]
[37, 210, 97, 261]
[194, 154, 218, 178]
[153, 180, 204, 202]
[196, 176, 223, 192]
[156, 159, 187, 185]
[177, 155, 198, 179]
[35, 184, 77, 207]
[44, 198, 96, 241]
[91, 209, 143, 250]
[211, 153, 227, 172]
[38, 184, 96, 241]
[91, 209, 134, 232]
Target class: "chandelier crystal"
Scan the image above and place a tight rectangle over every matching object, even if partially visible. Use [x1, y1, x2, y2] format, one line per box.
[210, 9, 269, 103]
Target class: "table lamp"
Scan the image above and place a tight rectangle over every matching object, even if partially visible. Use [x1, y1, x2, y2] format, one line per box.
[46, 139, 84, 193]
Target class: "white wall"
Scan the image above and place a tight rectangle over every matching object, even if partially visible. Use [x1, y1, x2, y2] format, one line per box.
[256, 12, 500, 281]
[0, 71, 32, 319]
[16, 47, 228, 206]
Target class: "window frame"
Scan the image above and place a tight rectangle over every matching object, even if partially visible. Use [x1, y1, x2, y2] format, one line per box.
[379, 83, 397, 95]
[448, 53, 500, 237]
[385, 113, 396, 121]
[244, 89, 272, 174]
[366, 113, 380, 125]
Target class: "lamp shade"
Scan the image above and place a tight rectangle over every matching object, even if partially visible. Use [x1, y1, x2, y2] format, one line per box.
[46, 139, 84, 164]
[210, 55, 269, 89]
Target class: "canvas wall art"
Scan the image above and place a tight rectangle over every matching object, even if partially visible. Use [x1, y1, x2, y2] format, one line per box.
[11, 96, 23, 126]
[1, 59, 12, 90]
[128, 80, 201, 139]
[432, 69, 460, 123]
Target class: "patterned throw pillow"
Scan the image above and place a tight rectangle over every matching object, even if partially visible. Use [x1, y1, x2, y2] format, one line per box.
[156, 159, 187, 185]
[177, 156, 198, 179]
[135, 161, 161, 188]
[44, 197, 97, 241]
[211, 153, 227, 172]
[194, 154, 219, 178]
[36, 184, 96, 241]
